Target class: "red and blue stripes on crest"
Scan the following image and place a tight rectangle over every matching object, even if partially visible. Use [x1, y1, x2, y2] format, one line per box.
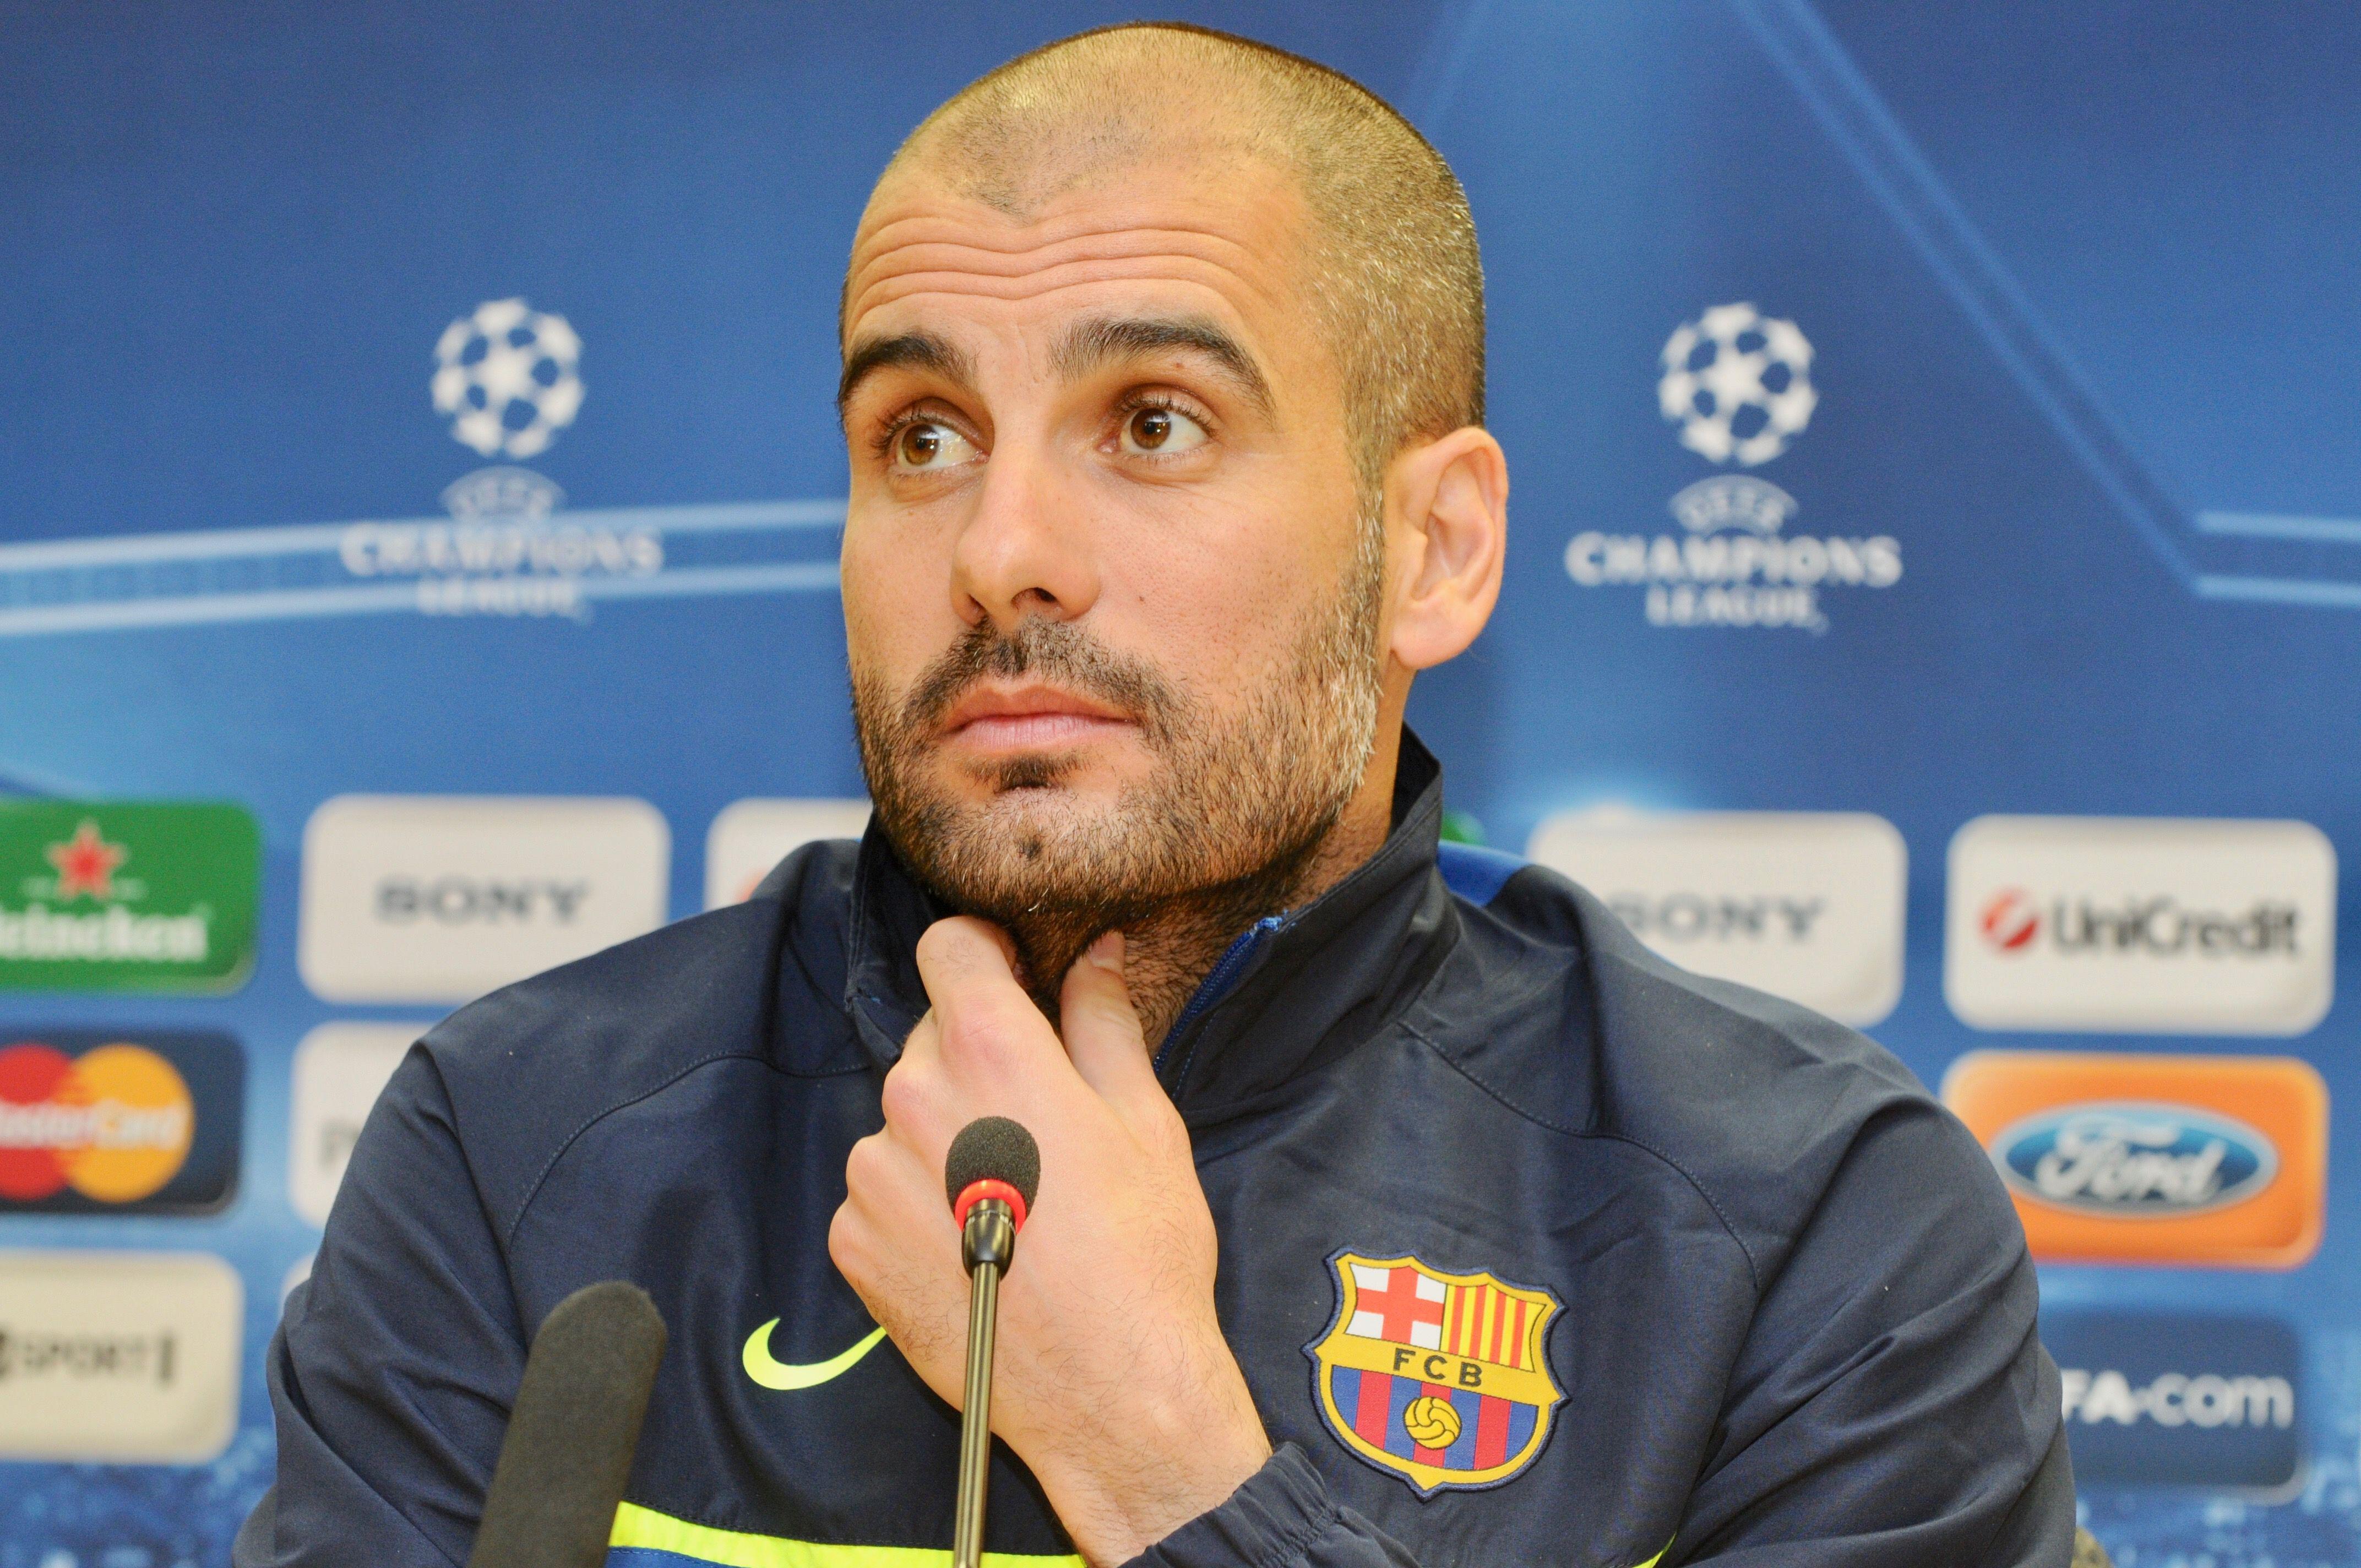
[1328, 1365, 1539, 1472]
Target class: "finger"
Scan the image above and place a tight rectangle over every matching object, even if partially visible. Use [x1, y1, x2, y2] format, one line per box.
[892, 1006, 940, 1074]
[915, 916, 1063, 1076]
[1058, 930, 1162, 1113]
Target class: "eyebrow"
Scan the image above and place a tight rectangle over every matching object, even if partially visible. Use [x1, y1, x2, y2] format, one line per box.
[836, 330, 977, 422]
[1053, 314, 1275, 418]
[834, 313, 1277, 427]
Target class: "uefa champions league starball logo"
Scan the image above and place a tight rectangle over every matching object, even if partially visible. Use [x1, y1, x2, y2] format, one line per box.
[1657, 303, 1816, 467]
[431, 297, 584, 460]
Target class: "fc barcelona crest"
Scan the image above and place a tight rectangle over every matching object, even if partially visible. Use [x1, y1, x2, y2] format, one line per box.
[1304, 1250, 1564, 1498]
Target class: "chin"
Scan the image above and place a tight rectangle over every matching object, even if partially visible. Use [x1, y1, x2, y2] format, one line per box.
[939, 749, 1142, 808]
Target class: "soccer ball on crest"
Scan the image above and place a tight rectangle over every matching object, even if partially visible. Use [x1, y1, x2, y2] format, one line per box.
[431, 297, 585, 460]
[1656, 302, 1816, 467]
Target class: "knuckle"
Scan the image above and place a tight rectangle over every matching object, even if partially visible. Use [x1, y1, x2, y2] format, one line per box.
[826, 1205, 873, 1287]
[877, 1059, 933, 1124]
[844, 1130, 891, 1189]
[937, 1008, 1021, 1071]
[916, 917, 987, 970]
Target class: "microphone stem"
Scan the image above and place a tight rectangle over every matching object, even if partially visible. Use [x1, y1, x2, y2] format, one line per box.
[953, 1258, 999, 1568]
[953, 1196, 1016, 1568]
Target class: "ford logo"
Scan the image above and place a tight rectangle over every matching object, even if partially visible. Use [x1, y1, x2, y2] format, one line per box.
[1989, 1102, 2277, 1216]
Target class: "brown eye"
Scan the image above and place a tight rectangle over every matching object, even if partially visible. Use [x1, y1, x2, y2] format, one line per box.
[889, 420, 977, 471]
[1116, 404, 1207, 456]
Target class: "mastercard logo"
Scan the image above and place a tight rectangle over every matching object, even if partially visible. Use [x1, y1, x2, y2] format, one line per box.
[0, 1041, 195, 1204]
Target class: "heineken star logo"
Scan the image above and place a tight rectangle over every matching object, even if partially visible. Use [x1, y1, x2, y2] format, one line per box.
[45, 820, 127, 902]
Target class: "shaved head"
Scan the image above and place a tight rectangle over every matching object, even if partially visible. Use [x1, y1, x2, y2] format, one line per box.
[834, 23, 1508, 1031]
[859, 22, 1486, 484]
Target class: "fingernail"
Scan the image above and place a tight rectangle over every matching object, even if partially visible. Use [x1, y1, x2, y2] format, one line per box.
[1087, 930, 1124, 970]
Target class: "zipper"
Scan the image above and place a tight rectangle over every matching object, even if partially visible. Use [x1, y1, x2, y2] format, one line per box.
[1152, 914, 1287, 1085]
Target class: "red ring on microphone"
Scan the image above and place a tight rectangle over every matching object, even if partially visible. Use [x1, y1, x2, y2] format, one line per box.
[953, 1177, 1029, 1234]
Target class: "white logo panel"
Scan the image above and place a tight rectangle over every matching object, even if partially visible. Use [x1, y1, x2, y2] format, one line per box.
[0, 1251, 242, 1462]
[300, 795, 670, 1003]
[290, 1022, 427, 1226]
[704, 798, 872, 910]
[1528, 810, 1906, 1026]
[1944, 816, 2335, 1035]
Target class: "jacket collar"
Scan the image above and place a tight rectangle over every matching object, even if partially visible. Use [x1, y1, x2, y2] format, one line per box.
[842, 730, 1456, 1126]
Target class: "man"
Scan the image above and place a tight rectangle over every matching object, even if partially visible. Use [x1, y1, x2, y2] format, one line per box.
[241, 24, 2072, 1568]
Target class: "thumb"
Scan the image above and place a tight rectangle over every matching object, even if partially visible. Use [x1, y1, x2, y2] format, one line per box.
[1058, 931, 1161, 1113]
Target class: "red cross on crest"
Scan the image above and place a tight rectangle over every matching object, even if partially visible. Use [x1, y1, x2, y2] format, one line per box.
[1361, 1266, 1448, 1343]
[45, 819, 127, 901]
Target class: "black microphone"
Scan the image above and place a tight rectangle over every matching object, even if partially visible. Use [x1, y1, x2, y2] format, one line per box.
[944, 1116, 1041, 1568]
[467, 1280, 668, 1568]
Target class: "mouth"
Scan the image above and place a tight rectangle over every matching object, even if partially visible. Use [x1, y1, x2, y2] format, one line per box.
[936, 682, 1138, 756]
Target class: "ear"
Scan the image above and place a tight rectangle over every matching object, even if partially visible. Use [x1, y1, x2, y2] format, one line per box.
[1384, 426, 1508, 672]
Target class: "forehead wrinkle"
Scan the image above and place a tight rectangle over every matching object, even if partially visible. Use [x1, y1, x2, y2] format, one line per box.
[847, 218, 1276, 319]
[853, 190, 1291, 260]
[845, 174, 1309, 330]
[845, 256, 1290, 337]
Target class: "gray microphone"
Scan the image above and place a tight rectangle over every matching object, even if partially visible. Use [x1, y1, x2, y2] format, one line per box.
[466, 1280, 668, 1568]
[944, 1117, 1041, 1568]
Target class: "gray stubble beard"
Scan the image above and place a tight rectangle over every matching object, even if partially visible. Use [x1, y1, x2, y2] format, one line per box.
[852, 516, 1387, 1013]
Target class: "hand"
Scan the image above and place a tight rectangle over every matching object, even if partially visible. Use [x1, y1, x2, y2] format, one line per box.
[829, 918, 1271, 1565]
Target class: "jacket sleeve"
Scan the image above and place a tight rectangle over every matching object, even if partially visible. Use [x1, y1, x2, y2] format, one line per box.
[235, 1046, 527, 1568]
[1120, 1445, 1420, 1568]
[1670, 1102, 2077, 1567]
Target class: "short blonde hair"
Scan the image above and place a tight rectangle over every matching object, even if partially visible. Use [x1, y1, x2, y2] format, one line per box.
[874, 22, 1486, 486]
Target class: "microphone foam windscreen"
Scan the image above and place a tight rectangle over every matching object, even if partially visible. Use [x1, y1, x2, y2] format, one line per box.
[944, 1115, 1041, 1212]
[466, 1280, 668, 1568]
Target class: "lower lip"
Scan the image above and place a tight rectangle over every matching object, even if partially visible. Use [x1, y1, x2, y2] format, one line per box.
[946, 712, 1134, 753]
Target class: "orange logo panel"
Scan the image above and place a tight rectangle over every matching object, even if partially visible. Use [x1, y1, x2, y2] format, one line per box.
[1941, 1051, 2326, 1269]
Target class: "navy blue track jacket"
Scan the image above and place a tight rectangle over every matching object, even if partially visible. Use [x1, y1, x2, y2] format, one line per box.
[238, 736, 2074, 1567]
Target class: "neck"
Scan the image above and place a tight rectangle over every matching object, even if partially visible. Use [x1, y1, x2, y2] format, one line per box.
[1007, 735, 1401, 1046]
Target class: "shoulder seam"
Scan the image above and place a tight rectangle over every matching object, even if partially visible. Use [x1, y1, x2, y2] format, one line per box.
[501, 1048, 772, 1248]
[1399, 1016, 1765, 1297]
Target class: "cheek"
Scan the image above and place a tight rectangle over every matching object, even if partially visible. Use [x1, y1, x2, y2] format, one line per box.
[1097, 500, 1339, 690]
[841, 510, 948, 678]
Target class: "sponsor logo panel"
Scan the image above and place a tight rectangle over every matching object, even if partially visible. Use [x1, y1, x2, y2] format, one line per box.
[1943, 1050, 2327, 1267]
[704, 798, 873, 910]
[290, 1022, 425, 1227]
[1526, 810, 1906, 1025]
[2044, 1310, 2301, 1491]
[299, 795, 670, 1004]
[0, 802, 260, 993]
[0, 1031, 242, 1214]
[1945, 816, 2335, 1035]
[0, 1250, 243, 1462]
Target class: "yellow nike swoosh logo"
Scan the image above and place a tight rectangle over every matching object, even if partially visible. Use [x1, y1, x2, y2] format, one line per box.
[742, 1319, 889, 1391]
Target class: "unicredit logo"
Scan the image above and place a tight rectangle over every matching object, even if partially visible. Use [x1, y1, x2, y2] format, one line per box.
[1991, 1102, 2276, 1216]
[1974, 889, 2297, 959]
[1979, 889, 2040, 952]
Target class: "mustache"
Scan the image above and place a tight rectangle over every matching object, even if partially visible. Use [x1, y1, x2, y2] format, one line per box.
[900, 618, 1183, 741]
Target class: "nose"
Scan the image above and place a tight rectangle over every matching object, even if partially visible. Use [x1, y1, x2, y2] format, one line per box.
[949, 436, 1101, 633]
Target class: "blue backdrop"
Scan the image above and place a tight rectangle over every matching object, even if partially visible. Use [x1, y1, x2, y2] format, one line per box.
[5, 2, 2358, 1562]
